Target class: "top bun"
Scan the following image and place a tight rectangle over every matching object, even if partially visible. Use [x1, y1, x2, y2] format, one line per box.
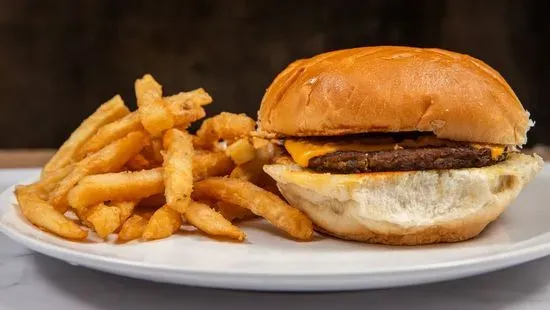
[258, 46, 531, 145]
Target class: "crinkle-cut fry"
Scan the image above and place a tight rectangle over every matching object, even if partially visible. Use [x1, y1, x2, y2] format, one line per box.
[226, 138, 255, 165]
[135, 74, 174, 137]
[43, 95, 129, 175]
[78, 112, 143, 157]
[15, 186, 87, 240]
[163, 129, 193, 213]
[67, 168, 164, 211]
[194, 112, 255, 149]
[186, 201, 245, 241]
[86, 203, 122, 238]
[193, 178, 313, 241]
[49, 131, 148, 209]
[215, 201, 256, 222]
[142, 205, 182, 240]
[192, 150, 234, 181]
[126, 153, 153, 171]
[118, 214, 148, 242]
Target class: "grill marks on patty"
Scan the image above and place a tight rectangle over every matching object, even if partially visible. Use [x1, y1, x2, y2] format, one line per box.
[308, 146, 505, 174]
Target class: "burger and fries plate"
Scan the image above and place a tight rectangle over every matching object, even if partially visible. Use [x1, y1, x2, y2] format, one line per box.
[1, 46, 550, 291]
[1, 172, 550, 291]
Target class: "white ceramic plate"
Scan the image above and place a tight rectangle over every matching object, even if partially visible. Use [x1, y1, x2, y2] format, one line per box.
[1, 167, 550, 292]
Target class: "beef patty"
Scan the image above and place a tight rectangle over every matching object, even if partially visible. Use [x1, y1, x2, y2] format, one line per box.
[308, 146, 504, 174]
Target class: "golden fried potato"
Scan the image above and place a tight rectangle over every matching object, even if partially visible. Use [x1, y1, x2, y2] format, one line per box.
[15, 186, 87, 240]
[126, 153, 154, 171]
[142, 205, 182, 240]
[135, 74, 174, 137]
[192, 150, 234, 181]
[226, 138, 255, 165]
[194, 112, 255, 149]
[163, 129, 194, 213]
[112, 201, 137, 224]
[78, 112, 143, 157]
[35, 164, 75, 194]
[67, 168, 164, 211]
[193, 178, 313, 240]
[215, 201, 256, 222]
[138, 194, 166, 209]
[49, 131, 148, 209]
[43, 95, 129, 175]
[118, 214, 148, 242]
[86, 203, 122, 238]
[164, 89, 211, 128]
[141, 138, 164, 164]
[165, 88, 212, 107]
[230, 138, 277, 184]
[186, 201, 245, 241]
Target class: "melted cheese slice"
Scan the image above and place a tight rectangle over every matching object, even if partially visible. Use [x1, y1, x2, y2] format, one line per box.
[285, 139, 505, 167]
[472, 143, 505, 161]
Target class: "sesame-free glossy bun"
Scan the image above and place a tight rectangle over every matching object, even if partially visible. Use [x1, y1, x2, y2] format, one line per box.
[258, 46, 531, 145]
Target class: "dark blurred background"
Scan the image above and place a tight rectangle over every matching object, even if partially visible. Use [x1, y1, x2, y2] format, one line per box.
[0, 0, 548, 148]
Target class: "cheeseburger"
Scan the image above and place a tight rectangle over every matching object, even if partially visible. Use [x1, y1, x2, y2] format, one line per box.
[258, 46, 543, 245]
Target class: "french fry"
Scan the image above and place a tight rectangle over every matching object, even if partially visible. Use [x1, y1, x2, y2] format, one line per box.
[163, 129, 194, 213]
[78, 112, 143, 157]
[215, 201, 256, 222]
[142, 205, 182, 240]
[74, 206, 92, 227]
[112, 201, 137, 224]
[165, 88, 212, 107]
[141, 138, 164, 164]
[118, 214, 148, 242]
[49, 131, 148, 209]
[192, 150, 234, 181]
[226, 138, 255, 165]
[43, 95, 129, 175]
[186, 201, 245, 241]
[35, 164, 75, 196]
[85, 201, 136, 238]
[164, 88, 211, 128]
[126, 153, 153, 171]
[15, 186, 87, 240]
[22, 164, 76, 204]
[86, 203, 121, 238]
[138, 194, 166, 209]
[135, 74, 174, 137]
[67, 168, 164, 211]
[230, 138, 277, 185]
[193, 178, 313, 240]
[194, 112, 255, 149]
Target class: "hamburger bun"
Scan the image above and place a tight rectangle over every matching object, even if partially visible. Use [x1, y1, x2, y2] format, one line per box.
[264, 153, 543, 245]
[258, 46, 532, 145]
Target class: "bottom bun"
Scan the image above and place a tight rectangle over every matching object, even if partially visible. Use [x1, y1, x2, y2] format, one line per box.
[264, 153, 543, 245]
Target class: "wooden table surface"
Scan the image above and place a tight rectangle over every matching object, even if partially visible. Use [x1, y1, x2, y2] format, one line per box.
[0, 147, 549, 168]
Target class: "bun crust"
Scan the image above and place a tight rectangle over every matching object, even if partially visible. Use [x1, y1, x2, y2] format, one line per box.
[264, 153, 543, 245]
[258, 46, 531, 145]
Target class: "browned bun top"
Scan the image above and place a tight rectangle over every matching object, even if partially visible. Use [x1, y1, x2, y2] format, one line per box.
[258, 46, 532, 145]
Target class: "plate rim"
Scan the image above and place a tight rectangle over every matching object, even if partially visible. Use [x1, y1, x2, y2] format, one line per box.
[1, 166, 550, 278]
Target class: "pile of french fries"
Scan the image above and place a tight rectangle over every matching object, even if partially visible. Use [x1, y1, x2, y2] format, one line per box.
[15, 74, 313, 243]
